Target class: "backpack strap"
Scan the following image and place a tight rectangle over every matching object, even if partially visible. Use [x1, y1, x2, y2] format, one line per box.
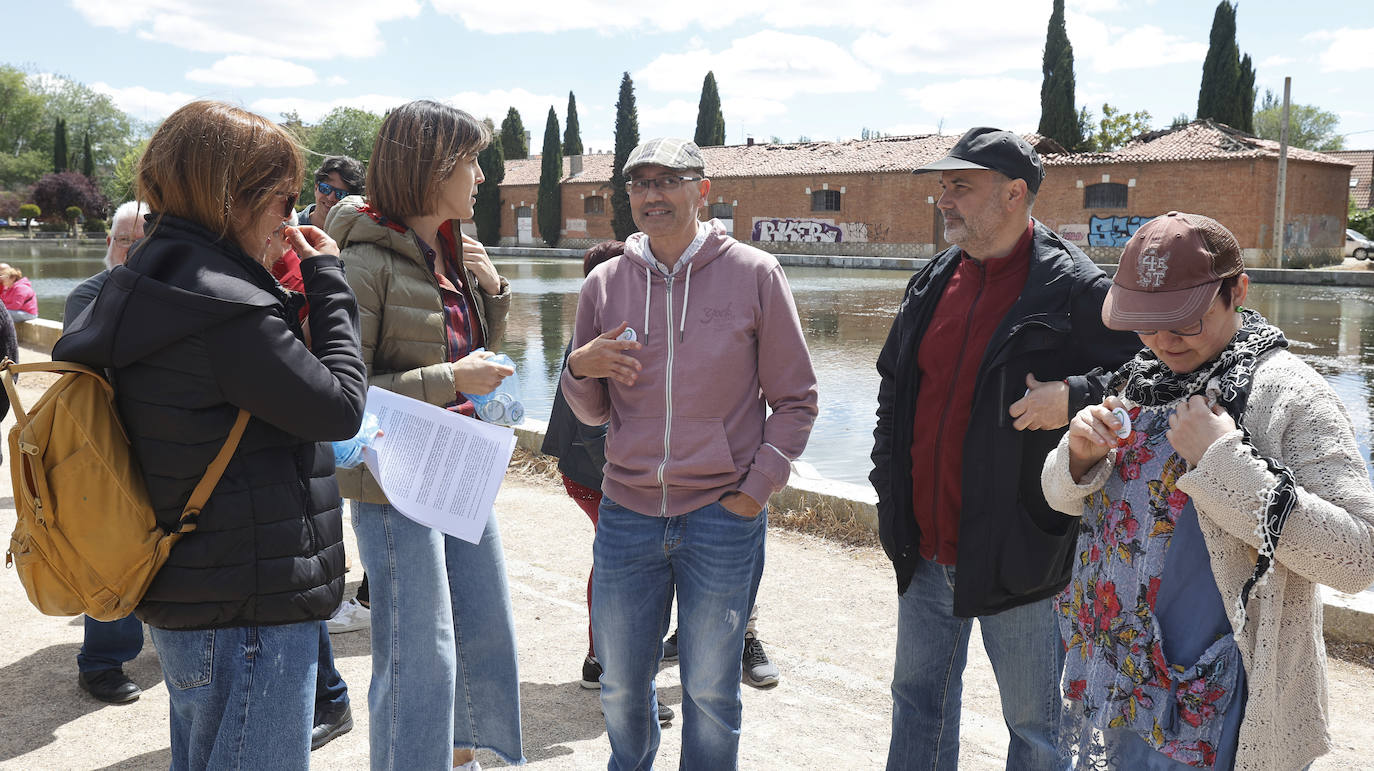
[175, 409, 251, 535]
[0, 359, 112, 429]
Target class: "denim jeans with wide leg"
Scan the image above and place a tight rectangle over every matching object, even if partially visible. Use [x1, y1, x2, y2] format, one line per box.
[149, 621, 318, 771]
[592, 497, 767, 771]
[78, 613, 143, 672]
[351, 500, 524, 770]
[887, 555, 1068, 771]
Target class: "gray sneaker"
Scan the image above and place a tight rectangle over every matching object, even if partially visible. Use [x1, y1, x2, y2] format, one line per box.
[661, 630, 679, 662]
[742, 636, 779, 689]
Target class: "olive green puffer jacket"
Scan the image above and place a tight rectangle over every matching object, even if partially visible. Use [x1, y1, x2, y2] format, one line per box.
[327, 196, 512, 503]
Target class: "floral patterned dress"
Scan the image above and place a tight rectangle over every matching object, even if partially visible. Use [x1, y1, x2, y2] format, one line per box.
[1057, 401, 1246, 769]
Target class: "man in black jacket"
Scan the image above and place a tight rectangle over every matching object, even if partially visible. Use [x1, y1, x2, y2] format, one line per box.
[871, 128, 1138, 771]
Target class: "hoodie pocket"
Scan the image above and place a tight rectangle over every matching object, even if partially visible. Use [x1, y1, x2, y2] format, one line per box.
[606, 415, 737, 491]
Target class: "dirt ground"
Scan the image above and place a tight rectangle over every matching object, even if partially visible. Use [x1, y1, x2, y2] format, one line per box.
[0, 344, 1371, 770]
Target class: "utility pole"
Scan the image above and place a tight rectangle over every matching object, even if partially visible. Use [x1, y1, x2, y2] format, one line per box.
[1272, 76, 1291, 268]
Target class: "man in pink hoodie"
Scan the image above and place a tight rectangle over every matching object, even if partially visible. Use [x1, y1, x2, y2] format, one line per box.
[560, 138, 818, 770]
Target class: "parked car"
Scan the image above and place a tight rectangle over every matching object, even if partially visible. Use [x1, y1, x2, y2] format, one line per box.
[1347, 228, 1373, 260]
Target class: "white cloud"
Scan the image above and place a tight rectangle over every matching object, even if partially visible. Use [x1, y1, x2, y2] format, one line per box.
[852, 3, 1046, 76]
[1305, 28, 1374, 73]
[901, 78, 1042, 132]
[325, 76, 348, 87]
[637, 31, 880, 101]
[90, 82, 198, 122]
[1260, 55, 1296, 68]
[71, 0, 422, 59]
[249, 94, 411, 124]
[1065, 13, 1206, 73]
[187, 56, 317, 88]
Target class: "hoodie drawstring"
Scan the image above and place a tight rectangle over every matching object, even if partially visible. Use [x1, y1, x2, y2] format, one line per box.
[642, 266, 651, 342]
[679, 262, 692, 342]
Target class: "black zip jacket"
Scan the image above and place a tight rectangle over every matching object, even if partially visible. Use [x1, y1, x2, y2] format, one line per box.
[54, 215, 367, 629]
[870, 221, 1139, 617]
[541, 342, 608, 491]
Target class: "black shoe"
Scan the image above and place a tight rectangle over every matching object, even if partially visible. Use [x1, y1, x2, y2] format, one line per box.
[311, 704, 353, 750]
[78, 668, 141, 704]
[661, 630, 679, 662]
[581, 654, 603, 689]
[657, 699, 674, 724]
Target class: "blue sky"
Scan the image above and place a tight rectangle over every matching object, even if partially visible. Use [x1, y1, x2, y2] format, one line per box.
[8, 0, 1373, 152]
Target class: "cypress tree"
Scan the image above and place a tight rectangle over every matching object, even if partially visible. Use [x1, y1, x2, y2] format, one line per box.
[611, 72, 639, 241]
[1036, 0, 1081, 150]
[537, 107, 563, 247]
[563, 91, 583, 157]
[81, 131, 94, 178]
[53, 118, 68, 173]
[500, 107, 528, 160]
[1197, 1, 1253, 130]
[474, 118, 505, 247]
[694, 72, 726, 146]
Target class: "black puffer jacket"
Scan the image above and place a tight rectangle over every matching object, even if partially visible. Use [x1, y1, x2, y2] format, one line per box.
[54, 215, 367, 630]
[870, 222, 1140, 617]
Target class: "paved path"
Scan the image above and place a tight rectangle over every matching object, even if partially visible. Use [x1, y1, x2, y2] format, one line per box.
[0, 346, 1370, 769]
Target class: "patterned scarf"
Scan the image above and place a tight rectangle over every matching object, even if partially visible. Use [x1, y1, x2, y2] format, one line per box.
[1108, 308, 1295, 630]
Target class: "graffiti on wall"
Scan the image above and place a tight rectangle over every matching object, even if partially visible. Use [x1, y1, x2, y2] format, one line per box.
[1283, 215, 1342, 248]
[1058, 224, 1089, 245]
[1088, 215, 1151, 247]
[752, 217, 843, 243]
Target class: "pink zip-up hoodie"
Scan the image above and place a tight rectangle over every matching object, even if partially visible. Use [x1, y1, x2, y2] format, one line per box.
[560, 220, 819, 517]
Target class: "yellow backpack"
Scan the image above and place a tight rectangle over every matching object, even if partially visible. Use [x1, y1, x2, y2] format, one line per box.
[2, 359, 248, 621]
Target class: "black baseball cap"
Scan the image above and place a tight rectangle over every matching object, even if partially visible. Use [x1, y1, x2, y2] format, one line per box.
[915, 127, 1045, 194]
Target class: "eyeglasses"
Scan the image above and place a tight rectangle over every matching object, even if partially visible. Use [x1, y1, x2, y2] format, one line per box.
[112, 236, 135, 247]
[317, 181, 351, 201]
[625, 175, 703, 194]
[1133, 317, 1204, 337]
[275, 192, 299, 218]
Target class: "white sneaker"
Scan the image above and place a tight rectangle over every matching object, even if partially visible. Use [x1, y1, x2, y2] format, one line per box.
[453, 760, 481, 771]
[327, 598, 370, 634]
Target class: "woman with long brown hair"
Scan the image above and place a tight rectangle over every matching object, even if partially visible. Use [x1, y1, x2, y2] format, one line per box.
[55, 100, 366, 769]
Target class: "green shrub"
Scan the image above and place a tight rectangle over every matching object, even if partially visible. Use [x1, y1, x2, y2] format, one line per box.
[17, 203, 39, 221]
[84, 219, 107, 234]
[39, 222, 68, 232]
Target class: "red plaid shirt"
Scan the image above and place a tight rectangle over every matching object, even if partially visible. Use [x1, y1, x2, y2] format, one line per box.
[420, 222, 485, 416]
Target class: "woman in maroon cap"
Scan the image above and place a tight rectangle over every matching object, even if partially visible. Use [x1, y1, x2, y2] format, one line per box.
[1041, 212, 1374, 770]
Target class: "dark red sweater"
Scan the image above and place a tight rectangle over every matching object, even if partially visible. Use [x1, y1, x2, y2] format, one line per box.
[910, 223, 1032, 564]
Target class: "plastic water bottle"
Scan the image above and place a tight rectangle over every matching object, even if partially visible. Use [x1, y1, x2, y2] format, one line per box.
[333, 412, 381, 469]
[461, 350, 525, 426]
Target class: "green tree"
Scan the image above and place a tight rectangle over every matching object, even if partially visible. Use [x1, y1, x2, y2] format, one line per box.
[474, 118, 505, 247]
[36, 75, 139, 190]
[81, 131, 93, 177]
[1197, 1, 1254, 131]
[0, 65, 49, 158]
[500, 108, 528, 160]
[1253, 90, 1344, 151]
[310, 107, 381, 162]
[64, 204, 82, 236]
[563, 92, 583, 157]
[611, 72, 639, 240]
[537, 107, 563, 247]
[1037, 0, 1082, 150]
[694, 72, 725, 147]
[0, 150, 50, 189]
[53, 117, 68, 173]
[107, 139, 148, 205]
[18, 202, 39, 237]
[1077, 104, 1153, 152]
[1171, 113, 1192, 129]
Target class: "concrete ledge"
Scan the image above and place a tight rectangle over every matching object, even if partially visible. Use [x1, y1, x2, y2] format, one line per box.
[1322, 587, 1374, 643]
[15, 318, 62, 351]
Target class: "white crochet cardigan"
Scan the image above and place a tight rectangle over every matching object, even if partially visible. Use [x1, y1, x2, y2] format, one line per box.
[1041, 348, 1374, 771]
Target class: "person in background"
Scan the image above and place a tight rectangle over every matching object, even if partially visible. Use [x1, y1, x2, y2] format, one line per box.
[53, 99, 366, 770]
[0, 263, 38, 322]
[299, 155, 365, 228]
[329, 99, 523, 771]
[63, 200, 149, 705]
[1044, 211, 1374, 770]
[870, 127, 1139, 771]
[561, 138, 818, 770]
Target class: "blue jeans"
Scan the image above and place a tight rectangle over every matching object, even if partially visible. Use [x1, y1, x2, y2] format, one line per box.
[315, 620, 349, 718]
[888, 556, 1068, 771]
[149, 621, 318, 771]
[592, 497, 767, 771]
[78, 613, 143, 672]
[351, 501, 524, 770]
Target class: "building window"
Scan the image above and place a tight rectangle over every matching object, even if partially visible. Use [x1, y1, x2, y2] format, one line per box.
[811, 190, 841, 212]
[584, 196, 605, 215]
[709, 203, 734, 219]
[515, 206, 532, 218]
[1084, 182, 1127, 209]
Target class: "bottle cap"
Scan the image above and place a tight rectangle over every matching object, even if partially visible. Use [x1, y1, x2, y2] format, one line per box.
[1111, 407, 1132, 439]
[617, 327, 637, 342]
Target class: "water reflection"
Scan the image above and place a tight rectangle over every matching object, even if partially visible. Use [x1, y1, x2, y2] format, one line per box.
[8, 243, 1374, 489]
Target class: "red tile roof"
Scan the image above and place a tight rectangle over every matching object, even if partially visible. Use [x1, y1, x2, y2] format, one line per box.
[499, 121, 1353, 187]
[1328, 149, 1373, 209]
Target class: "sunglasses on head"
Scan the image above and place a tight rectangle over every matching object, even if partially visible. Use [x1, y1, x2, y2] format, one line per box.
[317, 181, 351, 201]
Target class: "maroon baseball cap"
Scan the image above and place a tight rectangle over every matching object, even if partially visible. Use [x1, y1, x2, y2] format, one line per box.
[1101, 211, 1244, 331]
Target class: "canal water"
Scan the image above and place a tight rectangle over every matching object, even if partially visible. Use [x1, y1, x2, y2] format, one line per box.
[6, 244, 1374, 490]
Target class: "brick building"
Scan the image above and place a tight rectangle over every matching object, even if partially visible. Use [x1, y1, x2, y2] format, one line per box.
[1328, 149, 1372, 211]
[497, 120, 1353, 266]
